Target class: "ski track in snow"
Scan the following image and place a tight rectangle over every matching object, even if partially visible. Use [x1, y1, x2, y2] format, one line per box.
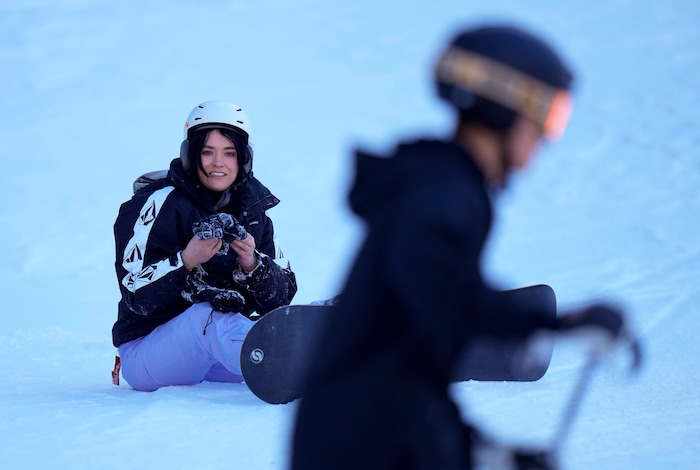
[1, 0, 699, 469]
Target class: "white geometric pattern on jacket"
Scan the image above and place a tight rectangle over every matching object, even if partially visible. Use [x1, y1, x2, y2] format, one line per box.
[121, 186, 182, 293]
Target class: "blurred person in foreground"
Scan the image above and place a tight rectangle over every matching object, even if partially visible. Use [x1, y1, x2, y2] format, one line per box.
[291, 24, 635, 469]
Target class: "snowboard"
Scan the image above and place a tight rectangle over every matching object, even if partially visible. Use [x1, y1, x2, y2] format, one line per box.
[240, 284, 557, 404]
[450, 283, 557, 382]
[240, 303, 333, 404]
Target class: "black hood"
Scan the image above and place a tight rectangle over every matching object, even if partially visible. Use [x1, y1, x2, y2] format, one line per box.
[348, 139, 484, 220]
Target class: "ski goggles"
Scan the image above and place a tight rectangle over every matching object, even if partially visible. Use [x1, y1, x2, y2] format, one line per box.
[435, 48, 573, 140]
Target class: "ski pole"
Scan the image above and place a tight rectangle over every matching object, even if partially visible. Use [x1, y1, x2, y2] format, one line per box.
[550, 354, 598, 450]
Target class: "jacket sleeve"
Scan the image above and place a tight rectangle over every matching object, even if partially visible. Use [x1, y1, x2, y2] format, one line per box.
[232, 213, 298, 315]
[233, 253, 298, 315]
[115, 186, 194, 315]
[385, 174, 556, 367]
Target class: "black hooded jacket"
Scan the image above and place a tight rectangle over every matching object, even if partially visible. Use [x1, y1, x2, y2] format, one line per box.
[112, 158, 297, 347]
[292, 139, 557, 469]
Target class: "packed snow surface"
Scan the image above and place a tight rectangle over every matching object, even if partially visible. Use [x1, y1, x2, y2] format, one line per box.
[1, 1, 698, 468]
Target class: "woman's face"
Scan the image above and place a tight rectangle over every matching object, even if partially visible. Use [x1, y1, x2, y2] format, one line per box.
[197, 129, 239, 192]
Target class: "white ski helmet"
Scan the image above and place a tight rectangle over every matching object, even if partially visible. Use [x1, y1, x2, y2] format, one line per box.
[183, 100, 252, 141]
[180, 101, 254, 178]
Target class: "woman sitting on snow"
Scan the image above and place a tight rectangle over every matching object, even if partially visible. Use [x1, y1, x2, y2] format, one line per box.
[112, 100, 297, 391]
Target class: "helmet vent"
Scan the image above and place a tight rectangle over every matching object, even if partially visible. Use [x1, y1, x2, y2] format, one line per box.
[183, 101, 252, 141]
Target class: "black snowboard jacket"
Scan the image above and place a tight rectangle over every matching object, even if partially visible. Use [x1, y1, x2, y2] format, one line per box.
[112, 158, 297, 347]
[292, 139, 558, 469]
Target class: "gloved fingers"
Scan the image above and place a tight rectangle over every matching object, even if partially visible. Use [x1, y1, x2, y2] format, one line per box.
[557, 304, 642, 371]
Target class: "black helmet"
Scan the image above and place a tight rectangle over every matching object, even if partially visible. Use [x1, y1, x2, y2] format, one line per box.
[435, 25, 574, 139]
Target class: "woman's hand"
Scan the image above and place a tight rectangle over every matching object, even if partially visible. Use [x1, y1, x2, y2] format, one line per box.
[181, 236, 223, 270]
[231, 232, 258, 272]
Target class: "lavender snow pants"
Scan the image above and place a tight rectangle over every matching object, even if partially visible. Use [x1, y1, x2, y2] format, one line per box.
[118, 302, 254, 391]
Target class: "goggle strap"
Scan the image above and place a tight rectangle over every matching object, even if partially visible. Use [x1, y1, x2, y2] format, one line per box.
[436, 48, 570, 138]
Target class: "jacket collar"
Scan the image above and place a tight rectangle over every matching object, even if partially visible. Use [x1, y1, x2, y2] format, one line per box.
[167, 158, 280, 217]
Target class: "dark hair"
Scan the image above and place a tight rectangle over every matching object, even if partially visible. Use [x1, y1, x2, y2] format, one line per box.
[187, 127, 253, 187]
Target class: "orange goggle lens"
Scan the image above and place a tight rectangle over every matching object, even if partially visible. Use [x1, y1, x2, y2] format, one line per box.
[543, 90, 573, 140]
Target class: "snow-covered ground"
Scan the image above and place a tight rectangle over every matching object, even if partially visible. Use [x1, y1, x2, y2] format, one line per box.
[1, 0, 698, 468]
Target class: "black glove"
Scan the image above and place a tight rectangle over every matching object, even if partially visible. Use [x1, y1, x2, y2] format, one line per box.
[181, 269, 246, 314]
[557, 304, 624, 338]
[557, 304, 642, 369]
[192, 213, 247, 256]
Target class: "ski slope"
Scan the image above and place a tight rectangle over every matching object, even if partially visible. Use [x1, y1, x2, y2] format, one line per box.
[1, 1, 698, 468]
